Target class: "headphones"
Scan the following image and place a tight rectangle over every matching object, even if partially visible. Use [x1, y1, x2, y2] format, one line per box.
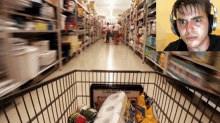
[170, 0, 218, 37]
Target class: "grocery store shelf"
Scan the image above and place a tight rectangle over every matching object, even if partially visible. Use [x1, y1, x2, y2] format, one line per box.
[0, 10, 57, 22]
[146, 45, 156, 50]
[36, 60, 59, 77]
[146, 55, 165, 71]
[61, 29, 76, 32]
[167, 71, 180, 80]
[75, 0, 90, 14]
[0, 79, 13, 89]
[8, 30, 58, 33]
[148, 1, 156, 8]
[148, 33, 156, 36]
[137, 33, 144, 35]
[148, 10, 156, 17]
[137, 50, 143, 55]
[171, 52, 220, 72]
[0, 81, 23, 98]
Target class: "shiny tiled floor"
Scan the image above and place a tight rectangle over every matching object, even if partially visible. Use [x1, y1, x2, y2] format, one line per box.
[43, 39, 154, 82]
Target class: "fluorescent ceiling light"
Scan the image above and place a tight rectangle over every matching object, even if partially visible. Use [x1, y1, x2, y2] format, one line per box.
[109, 0, 115, 17]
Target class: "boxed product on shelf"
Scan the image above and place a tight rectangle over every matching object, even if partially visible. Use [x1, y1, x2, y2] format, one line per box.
[67, 0, 76, 12]
[66, 15, 77, 22]
[39, 50, 57, 66]
[159, 53, 165, 68]
[78, 5, 84, 16]
[35, 20, 47, 30]
[47, 22, 53, 30]
[31, 40, 49, 53]
[169, 57, 207, 87]
[151, 36, 156, 48]
[192, 52, 215, 65]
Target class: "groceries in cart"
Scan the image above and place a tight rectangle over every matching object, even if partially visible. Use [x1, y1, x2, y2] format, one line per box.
[68, 104, 98, 123]
[94, 91, 136, 123]
[68, 90, 159, 123]
[136, 92, 159, 123]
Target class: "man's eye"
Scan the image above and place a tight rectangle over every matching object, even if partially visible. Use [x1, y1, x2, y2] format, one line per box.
[194, 19, 201, 23]
[179, 20, 186, 24]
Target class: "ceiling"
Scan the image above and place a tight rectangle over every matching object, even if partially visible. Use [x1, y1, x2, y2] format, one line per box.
[91, 0, 132, 18]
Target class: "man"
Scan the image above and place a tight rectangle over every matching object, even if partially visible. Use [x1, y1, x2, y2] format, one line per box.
[164, 0, 220, 51]
[113, 22, 122, 41]
[104, 22, 111, 43]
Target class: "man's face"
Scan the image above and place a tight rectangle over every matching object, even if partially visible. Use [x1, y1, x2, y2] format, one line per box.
[176, 5, 209, 48]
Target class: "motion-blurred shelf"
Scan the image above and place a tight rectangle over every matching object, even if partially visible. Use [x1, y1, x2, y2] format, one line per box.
[0, 81, 22, 98]
[171, 52, 220, 72]
[8, 30, 58, 33]
[148, 10, 156, 17]
[146, 45, 156, 50]
[145, 55, 165, 71]
[0, 10, 57, 22]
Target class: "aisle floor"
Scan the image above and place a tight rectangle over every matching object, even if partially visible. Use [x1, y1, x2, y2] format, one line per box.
[43, 39, 154, 82]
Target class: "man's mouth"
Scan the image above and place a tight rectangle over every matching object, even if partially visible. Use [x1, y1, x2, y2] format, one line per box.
[186, 36, 198, 41]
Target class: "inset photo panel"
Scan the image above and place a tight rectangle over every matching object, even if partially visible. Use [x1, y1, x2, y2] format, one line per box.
[157, 0, 220, 51]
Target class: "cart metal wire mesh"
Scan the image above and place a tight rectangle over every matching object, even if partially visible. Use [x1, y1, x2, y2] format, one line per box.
[0, 70, 220, 123]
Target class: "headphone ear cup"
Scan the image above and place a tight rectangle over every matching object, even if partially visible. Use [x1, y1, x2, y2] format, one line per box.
[173, 20, 180, 37]
[208, 14, 214, 33]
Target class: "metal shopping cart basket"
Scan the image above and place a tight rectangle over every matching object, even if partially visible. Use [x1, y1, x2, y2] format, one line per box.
[0, 70, 219, 123]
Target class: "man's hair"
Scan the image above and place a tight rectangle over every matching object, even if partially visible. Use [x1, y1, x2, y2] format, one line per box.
[172, 0, 211, 18]
[107, 22, 109, 24]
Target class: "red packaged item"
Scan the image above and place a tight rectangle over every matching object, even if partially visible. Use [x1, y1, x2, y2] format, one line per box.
[68, 113, 88, 123]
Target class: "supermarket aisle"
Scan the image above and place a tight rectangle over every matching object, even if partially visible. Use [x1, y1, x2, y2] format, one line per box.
[43, 39, 154, 81]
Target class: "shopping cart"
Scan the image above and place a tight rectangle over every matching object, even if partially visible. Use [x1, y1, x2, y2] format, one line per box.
[0, 70, 219, 123]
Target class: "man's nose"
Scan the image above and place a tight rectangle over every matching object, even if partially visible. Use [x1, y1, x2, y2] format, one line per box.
[186, 21, 195, 33]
